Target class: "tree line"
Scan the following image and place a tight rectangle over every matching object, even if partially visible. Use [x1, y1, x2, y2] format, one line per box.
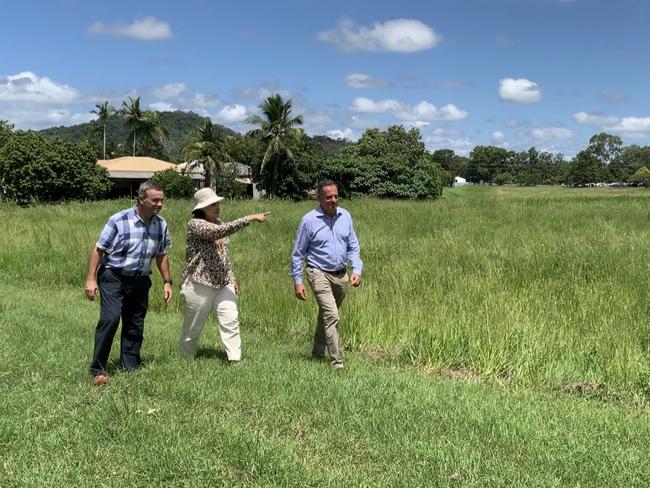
[439, 133, 650, 187]
[3, 93, 650, 205]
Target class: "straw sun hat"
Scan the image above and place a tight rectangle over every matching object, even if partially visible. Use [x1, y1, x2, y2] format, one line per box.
[192, 188, 224, 211]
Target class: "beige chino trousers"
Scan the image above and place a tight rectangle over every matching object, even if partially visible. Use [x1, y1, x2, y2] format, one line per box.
[180, 280, 241, 361]
[306, 266, 349, 365]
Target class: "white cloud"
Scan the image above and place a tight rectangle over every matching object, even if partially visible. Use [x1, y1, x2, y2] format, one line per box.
[191, 92, 220, 109]
[0, 71, 79, 103]
[149, 102, 176, 112]
[152, 83, 188, 100]
[530, 127, 574, 140]
[214, 104, 248, 124]
[608, 117, 650, 135]
[403, 121, 431, 129]
[88, 17, 173, 41]
[326, 128, 357, 140]
[0, 71, 87, 128]
[345, 73, 389, 89]
[318, 18, 441, 52]
[573, 112, 619, 127]
[499, 78, 541, 104]
[575, 111, 650, 137]
[233, 86, 292, 102]
[0, 105, 92, 129]
[492, 131, 506, 144]
[423, 127, 473, 154]
[350, 97, 468, 122]
[148, 83, 220, 113]
[440, 104, 468, 121]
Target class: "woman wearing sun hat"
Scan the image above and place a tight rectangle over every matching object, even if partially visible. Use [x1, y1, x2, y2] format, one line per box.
[179, 187, 270, 362]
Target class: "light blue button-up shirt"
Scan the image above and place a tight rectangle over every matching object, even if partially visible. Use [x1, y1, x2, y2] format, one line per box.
[291, 206, 362, 285]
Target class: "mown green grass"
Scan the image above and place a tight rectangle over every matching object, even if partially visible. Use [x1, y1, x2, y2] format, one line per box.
[1, 284, 649, 487]
[1, 186, 650, 486]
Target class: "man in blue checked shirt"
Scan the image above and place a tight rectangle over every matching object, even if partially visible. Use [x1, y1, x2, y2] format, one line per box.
[85, 181, 173, 385]
[291, 180, 362, 370]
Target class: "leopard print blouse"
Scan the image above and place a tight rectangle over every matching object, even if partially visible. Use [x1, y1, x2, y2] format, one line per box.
[181, 217, 250, 290]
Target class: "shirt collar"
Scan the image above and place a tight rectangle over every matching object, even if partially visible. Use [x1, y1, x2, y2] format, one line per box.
[315, 205, 342, 219]
[131, 206, 159, 226]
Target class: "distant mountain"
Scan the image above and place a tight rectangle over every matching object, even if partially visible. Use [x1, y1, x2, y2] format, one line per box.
[39, 110, 350, 162]
[310, 135, 351, 158]
[40, 111, 237, 162]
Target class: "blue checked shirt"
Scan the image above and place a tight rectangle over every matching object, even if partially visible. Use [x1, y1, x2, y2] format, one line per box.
[291, 206, 362, 285]
[96, 207, 171, 276]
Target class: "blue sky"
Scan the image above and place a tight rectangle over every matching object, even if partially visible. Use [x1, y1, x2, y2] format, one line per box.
[1, 0, 649, 156]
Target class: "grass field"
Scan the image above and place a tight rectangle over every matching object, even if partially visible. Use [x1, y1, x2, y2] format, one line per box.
[1, 186, 650, 486]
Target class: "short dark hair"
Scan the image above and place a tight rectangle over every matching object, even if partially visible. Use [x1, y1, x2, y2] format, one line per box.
[317, 180, 337, 196]
[137, 181, 164, 202]
[192, 208, 207, 220]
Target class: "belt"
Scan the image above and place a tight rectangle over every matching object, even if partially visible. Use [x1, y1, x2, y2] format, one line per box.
[329, 268, 347, 275]
[308, 266, 346, 275]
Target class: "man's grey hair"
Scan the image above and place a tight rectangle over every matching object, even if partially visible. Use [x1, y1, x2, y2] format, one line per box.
[137, 181, 163, 202]
[317, 180, 337, 196]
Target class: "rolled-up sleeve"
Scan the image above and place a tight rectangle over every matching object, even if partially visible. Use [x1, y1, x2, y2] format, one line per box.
[290, 218, 310, 285]
[96, 221, 117, 252]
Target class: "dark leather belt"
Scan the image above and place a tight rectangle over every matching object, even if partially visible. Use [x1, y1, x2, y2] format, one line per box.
[308, 266, 346, 275]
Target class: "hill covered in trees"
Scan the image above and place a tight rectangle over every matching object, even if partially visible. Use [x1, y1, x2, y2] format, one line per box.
[39, 110, 349, 163]
[40, 111, 237, 162]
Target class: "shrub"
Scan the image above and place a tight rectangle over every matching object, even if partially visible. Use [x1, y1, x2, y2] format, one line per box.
[0, 131, 111, 205]
[150, 168, 195, 198]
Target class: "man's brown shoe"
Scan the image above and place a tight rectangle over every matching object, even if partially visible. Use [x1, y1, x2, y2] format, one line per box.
[92, 373, 109, 385]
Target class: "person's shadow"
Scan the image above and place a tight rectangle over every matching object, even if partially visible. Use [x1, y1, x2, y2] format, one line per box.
[195, 347, 229, 362]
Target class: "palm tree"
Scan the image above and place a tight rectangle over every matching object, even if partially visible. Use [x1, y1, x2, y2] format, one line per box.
[182, 120, 227, 189]
[246, 94, 303, 197]
[140, 111, 169, 157]
[91, 101, 115, 160]
[120, 96, 146, 156]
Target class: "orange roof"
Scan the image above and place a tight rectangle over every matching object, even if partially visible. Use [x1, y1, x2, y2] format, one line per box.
[97, 156, 180, 172]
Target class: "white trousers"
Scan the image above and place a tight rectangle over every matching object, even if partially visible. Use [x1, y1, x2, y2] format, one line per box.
[180, 280, 241, 361]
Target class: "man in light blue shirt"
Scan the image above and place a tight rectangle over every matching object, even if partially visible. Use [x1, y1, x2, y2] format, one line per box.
[291, 180, 362, 369]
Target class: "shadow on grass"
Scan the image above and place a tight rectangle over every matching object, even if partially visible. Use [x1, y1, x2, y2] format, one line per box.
[195, 347, 229, 362]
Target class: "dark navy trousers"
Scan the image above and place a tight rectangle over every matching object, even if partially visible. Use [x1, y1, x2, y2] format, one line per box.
[90, 267, 152, 374]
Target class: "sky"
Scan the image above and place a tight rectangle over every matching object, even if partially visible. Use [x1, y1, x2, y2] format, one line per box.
[1, 0, 650, 157]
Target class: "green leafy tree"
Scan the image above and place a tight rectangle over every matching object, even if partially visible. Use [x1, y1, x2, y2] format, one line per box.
[91, 101, 115, 160]
[150, 168, 195, 198]
[629, 166, 650, 187]
[0, 120, 15, 150]
[322, 125, 443, 199]
[568, 150, 605, 186]
[0, 131, 111, 205]
[586, 133, 624, 181]
[246, 94, 303, 198]
[467, 146, 513, 183]
[621, 145, 650, 179]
